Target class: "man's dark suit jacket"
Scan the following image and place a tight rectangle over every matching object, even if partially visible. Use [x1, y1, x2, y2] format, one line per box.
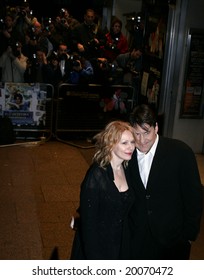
[128, 136, 203, 259]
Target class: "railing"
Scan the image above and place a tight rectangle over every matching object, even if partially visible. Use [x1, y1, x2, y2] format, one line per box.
[0, 82, 54, 142]
[0, 82, 135, 146]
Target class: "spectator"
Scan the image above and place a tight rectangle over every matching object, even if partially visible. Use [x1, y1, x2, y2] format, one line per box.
[72, 8, 106, 60]
[24, 47, 54, 84]
[12, 2, 38, 45]
[55, 42, 73, 84]
[112, 47, 143, 102]
[44, 20, 64, 52]
[0, 14, 21, 56]
[103, 17, 129, 62]
[28, 21, 53, 57]
[68, 53, 94, 84]
[0, 40, 28, 83]
[55, 8, 80, 31]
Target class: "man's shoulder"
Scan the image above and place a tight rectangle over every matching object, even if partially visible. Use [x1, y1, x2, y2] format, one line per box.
[159, 136, 193, 152]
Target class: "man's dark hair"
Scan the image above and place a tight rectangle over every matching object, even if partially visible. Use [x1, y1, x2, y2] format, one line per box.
[129, 104, 157, 129]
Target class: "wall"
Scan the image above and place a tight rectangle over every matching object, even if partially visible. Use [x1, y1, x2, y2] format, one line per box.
[112, 0, 142, 36]
[171, 0, 204, 153]
[106, 0, 204, 153]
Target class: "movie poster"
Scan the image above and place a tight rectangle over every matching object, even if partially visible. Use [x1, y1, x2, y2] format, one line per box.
[0, 83, 47, 126]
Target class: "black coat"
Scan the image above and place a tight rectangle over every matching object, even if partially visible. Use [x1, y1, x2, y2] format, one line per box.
[128, 136, 203, 259]
[70, 162, 135, 260]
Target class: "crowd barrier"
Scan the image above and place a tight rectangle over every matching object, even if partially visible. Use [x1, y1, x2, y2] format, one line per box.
[54, 83, 135, 143]
[0, 82, 54, 142]
[0, 82, 135, 145]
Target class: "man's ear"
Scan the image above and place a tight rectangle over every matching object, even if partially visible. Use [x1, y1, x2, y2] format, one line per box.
[155, 122, 159, 134]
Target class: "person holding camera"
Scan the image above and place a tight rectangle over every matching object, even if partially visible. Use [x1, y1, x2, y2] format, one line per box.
[112, 47, 143, 103]
[103, 17, 129, 62]
[27, 21, 53, 58]
[55, 8, 80, 31]
[12, 2, 38, 45]
[55, 42, 73, 83]
[0, 14, 21, 56]
[72, 8, 106, 60]
[54, 8, 80, 52]
[68, 53, 94, 84]
[24, 46, 55, 84]
[0, 40, 28, 83]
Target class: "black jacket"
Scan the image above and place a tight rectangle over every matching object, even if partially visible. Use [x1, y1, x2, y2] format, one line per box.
[71, 162, 135, 260]
[128, 136, 203, 258]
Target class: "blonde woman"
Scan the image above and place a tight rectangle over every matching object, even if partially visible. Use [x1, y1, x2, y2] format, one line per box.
[71, 120, 136, 259]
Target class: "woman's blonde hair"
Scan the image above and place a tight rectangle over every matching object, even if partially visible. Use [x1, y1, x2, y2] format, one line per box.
[93, 120, 135, 168]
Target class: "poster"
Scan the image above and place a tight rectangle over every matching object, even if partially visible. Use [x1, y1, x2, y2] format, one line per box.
[0, 83, 47, 126]
[180, 29, 204, 118]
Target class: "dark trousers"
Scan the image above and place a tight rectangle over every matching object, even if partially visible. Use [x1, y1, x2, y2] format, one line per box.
[131, 230, 191, 260]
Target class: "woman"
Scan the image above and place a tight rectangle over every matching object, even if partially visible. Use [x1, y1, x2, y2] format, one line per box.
[70, 120, 136, 259]
[103, 17, 129, 62]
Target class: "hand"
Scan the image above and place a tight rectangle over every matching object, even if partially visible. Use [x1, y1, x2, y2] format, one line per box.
[93, 38, 99, 44]
[7, 46, 15, 60]
[77, 43, 84, 52]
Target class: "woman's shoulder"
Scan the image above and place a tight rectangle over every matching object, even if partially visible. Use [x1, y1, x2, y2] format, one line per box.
[83, 162, 112, 183]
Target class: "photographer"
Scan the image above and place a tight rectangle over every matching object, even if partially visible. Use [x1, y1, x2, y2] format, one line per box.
[54, 8, 80, 52]
[13, 2, 38, 45]
[0, 40, 28, 83]
[25, 21, 53, 58]
[68, 53, 94, 84]
[112, 47, 143, 103]
[72, 9, 106, 60]
[0, 14, 21, 56]
[24, 46, 54, 84]
[55, 8, 80, 31]
[103, 17, 129, 62]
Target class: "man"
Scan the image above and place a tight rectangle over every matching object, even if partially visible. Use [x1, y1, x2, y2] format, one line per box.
[112, 48, 143, 103]
[128, 104, 203, 259]
[0, 41, 28, 83]
[72, 8, 106, 60]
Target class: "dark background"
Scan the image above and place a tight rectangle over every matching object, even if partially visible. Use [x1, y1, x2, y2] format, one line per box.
[1, 0, 105, 21]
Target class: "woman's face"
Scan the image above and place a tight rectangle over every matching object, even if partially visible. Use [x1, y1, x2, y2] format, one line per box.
[112, 23, 121, 34]
[112, 130, 135, 161]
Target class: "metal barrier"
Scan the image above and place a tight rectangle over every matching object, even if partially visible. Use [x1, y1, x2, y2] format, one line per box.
[0, 82, 54, 142]
[54, 83, 135, 146]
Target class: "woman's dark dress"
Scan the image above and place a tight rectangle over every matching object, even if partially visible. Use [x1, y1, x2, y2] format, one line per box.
[70, 162, 134, 260]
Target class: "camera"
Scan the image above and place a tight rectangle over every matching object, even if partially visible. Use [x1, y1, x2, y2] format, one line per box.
[29, 27, 36, 40]
[69, 54, 81, 67]
[60, 8, 66, 17]
[60, 18, 66, 24]
[88, 38, 100, 50]
[0, 18, 4, 30]
[9, 41, 21, 57]
[72, 60, 80, 67]
[47, 51, 58, 62]
[58, 53, 69, 61]
[18, 10, 26, 17]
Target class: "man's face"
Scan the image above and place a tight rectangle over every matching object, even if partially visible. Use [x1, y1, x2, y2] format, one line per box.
[133, 123, 158, 153]
[132, 49, 142, 59]
[84, 11, 95, 25]
[58, 45, 68, 55]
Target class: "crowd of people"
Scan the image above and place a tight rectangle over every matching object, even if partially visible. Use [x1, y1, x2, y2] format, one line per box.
[0, 2, 143, 102]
